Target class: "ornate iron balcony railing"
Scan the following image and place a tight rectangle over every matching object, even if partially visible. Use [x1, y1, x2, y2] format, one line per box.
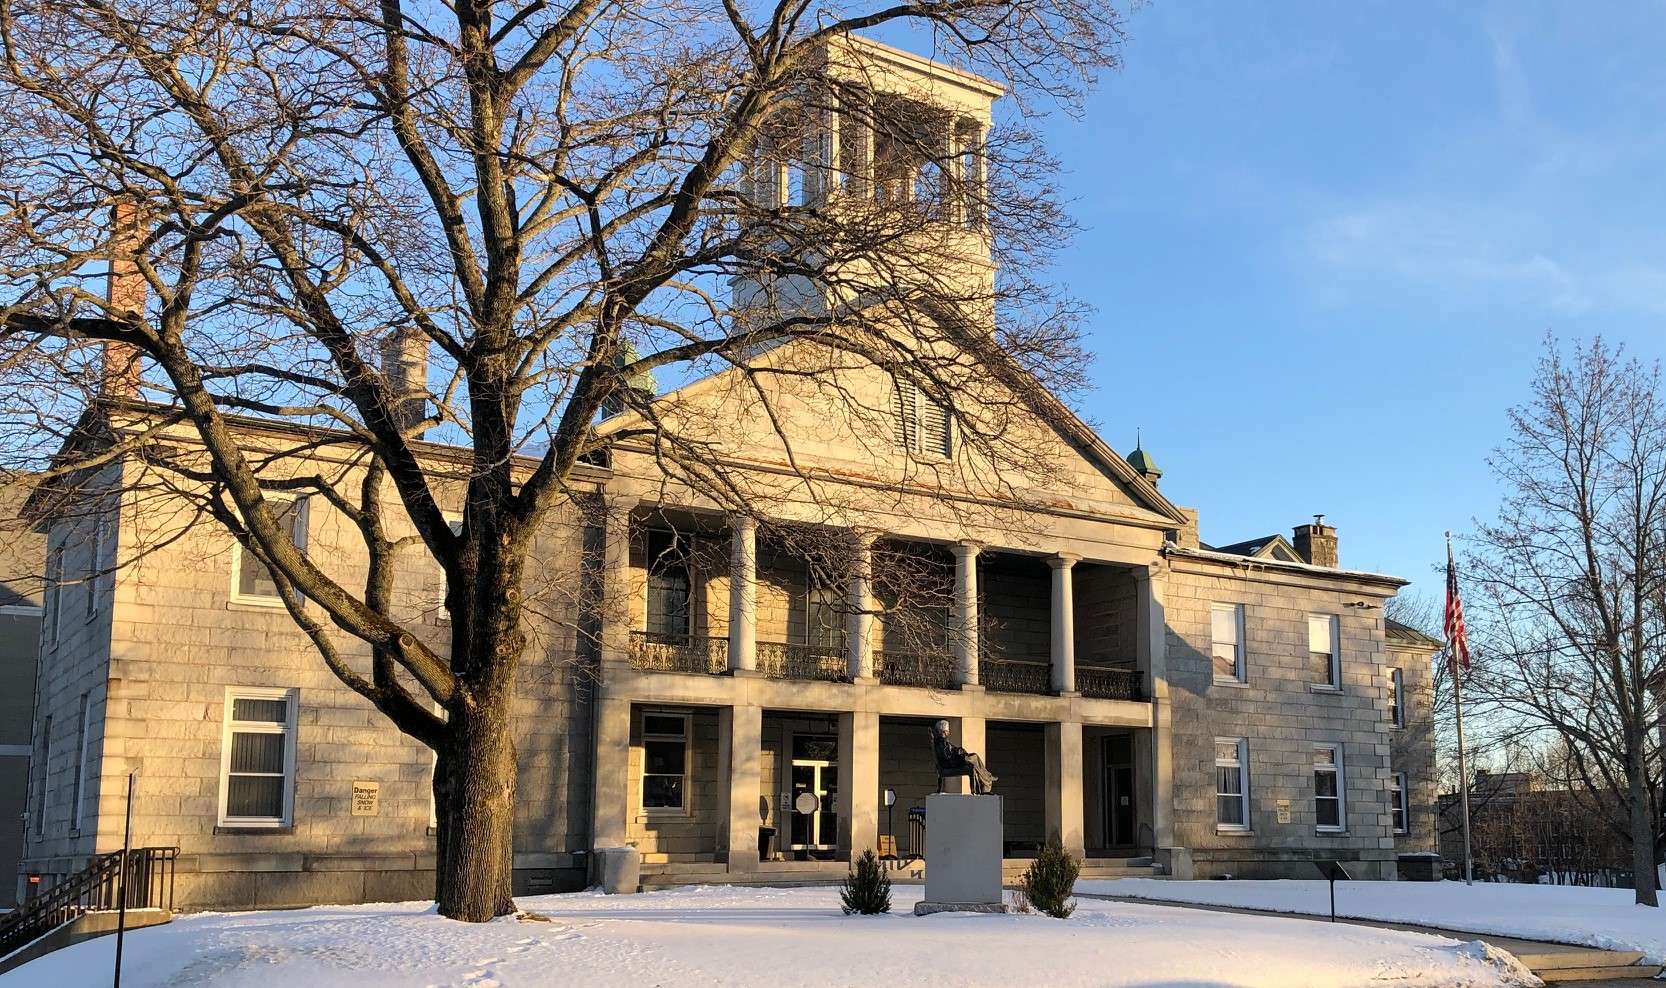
[979, 658, 1052, 695]
[1078, 666, 1144, 701]
[756, 641, 848, 683]
[628, 631, 728, 675]
[876, 649, 957, 690]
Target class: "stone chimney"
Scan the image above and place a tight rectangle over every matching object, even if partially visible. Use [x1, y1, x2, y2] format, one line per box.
[1293, 515, 1338, 568]
[380, 329, 430, 437]
[101, 202, 147, 398]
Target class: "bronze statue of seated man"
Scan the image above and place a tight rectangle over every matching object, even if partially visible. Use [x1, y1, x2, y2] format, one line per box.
[930, 719, 997, 794]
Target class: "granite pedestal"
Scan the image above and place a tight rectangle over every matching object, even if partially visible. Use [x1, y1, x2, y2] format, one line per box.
[913, 793, 1007, 915]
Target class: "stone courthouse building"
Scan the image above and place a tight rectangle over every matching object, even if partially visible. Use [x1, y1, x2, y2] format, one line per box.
[16, 38, 1438, 909]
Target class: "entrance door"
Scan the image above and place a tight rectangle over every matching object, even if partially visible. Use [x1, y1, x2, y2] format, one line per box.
[1103, 734, 1137, 849]
[787, 734, 839, 860]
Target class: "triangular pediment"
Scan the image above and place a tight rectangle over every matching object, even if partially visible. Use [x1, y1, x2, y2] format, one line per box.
[599, 337, 1185, 526]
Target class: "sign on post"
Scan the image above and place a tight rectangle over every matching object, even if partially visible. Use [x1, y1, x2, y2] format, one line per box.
[1315, 860, 1351, 923]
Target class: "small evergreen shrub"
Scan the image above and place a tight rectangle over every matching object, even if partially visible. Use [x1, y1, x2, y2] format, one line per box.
[1020, 836, 1080, 918]
[840, 849, 893, 915]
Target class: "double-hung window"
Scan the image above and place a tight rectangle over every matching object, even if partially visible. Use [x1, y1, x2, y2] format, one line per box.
[46, 544, 63, 645]
[1390, 771, 1408, 835]
[1214, 738, 1250, 832]
[1211, 603, 1246, 683]
[231, 497, 309, 605]
[71, 694, 90, 832]
[1314, 743, 1345, 832]
[219, 688, 298, 827]
[1389, 668, 1405, 728]
[1308, 614, 1340, 687]
[34, 715, 52, 836]
[641, 712, 690, 812]
[645, 530, 693, 642]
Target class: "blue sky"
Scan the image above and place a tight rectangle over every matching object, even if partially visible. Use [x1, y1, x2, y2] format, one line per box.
[1027, 1, 1666, 598]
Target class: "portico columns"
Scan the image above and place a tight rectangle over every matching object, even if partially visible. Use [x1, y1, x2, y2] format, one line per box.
[838, 710, 879, 857]
[600, 495, 639, 668]
[728, 514, 757, 674]
[1049, 553, 1079, 694]
[720, 703, 763, 870]
[846, 533, 876, 681]
[952, 542, 981, 688]
[1045, 721, 1085, 859]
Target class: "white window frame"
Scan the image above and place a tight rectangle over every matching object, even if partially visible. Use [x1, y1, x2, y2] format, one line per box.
[71, 693, 90, 832]
[430, 514, 465, 627]
[640, 710, 691, 815]
[228, 496, 310, 607]
[1214, 737, 1250, 833]
[34, 714, 52, 837]
[1308, 613, 1340, 688]
[217, 687, 299, 828]
[1210, 602, 1247, 684]
[46, 542, 63, 646]
[1314, 743, 1345, 833]
[84, 513, 111, 623]
[1389, 667, 1405, 728]
[1390, 771, 1408, 835]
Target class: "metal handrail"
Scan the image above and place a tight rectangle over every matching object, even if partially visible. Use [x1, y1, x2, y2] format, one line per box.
[0, 846, 177, 960]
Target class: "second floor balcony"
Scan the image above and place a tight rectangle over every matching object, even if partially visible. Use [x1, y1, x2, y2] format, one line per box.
[607, 504, 1153, 702]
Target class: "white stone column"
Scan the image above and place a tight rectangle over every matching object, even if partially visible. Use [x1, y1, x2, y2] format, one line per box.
[952, 542, 982, 688]
[600, 495, 638, 668]
[728, 514, 757, 674]
[1049, 553, 1079, 694]
[846, 533, 875, 681]
[838, 710, 879, 857]
[1136, 563, 1174, 849]
[721, 704, 763, 871]
[1045, 721, 1086, 859]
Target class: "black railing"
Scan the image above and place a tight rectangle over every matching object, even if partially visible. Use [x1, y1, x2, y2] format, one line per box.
[0, 846, 177, 959]
[756, 641, 848, 683]
[979, 658, 1052, 695]
[876, 650, 957, 690]
[628, 631, 728, 675]
[1078, 666, 1144, 700]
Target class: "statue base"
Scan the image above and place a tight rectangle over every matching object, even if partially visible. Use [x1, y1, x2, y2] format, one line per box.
[913, 900, 1009, 916]
[920, 793, 1003, 909]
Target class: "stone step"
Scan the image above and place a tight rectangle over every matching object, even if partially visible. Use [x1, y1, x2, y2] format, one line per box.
[1536, 964, 1662, 982]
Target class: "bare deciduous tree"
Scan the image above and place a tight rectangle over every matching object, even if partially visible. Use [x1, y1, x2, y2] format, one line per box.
[1467, 336, 1666, 906]
[0, 0, 1129, 920]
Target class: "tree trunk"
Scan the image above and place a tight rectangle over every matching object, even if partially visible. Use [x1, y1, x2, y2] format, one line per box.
[436, 705, 519, 920]
[1627, 747, 1659, 906]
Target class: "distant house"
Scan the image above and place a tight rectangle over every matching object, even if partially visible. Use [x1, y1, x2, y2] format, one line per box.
[1439, 771, 1633, 885]
[17, 37, 1438, 910]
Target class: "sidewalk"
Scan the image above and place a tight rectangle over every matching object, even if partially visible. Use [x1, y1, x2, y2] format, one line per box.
[1077, 893, 1662, 986]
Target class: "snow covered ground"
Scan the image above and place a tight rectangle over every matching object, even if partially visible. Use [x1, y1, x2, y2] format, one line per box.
[1082, 877, 1666, 964]
[2, 884, 1534, 988]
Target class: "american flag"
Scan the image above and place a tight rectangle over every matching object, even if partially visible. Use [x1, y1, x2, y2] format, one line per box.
[1445, 542, 1471, 671]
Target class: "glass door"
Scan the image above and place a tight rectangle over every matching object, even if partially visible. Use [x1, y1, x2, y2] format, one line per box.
[787, 734, 839, 860]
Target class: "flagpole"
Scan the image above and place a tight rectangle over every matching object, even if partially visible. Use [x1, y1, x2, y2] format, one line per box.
[1447, 531, 1474, 886]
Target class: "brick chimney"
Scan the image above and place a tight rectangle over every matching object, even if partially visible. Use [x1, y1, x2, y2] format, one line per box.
[1293, 515, 1338, 568]
[101, 202, 147, 398]
[380, 328, 429, 437]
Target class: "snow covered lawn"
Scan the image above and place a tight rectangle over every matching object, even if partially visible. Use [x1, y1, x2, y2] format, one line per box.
[2, 884, 1533, 988]
[1082, 878, 1666, 964]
